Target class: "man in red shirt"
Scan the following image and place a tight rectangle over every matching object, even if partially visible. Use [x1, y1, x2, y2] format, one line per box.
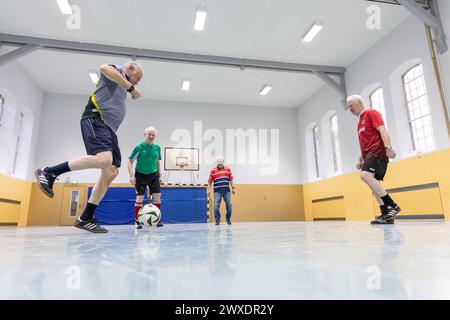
[208, 156, 235, 225]
[346, 95, 401, 225]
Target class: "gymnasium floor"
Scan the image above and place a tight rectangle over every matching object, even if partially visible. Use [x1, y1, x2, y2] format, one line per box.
[1, 221, 450, 300]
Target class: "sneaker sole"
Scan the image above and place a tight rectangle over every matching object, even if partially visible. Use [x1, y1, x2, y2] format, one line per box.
[34, 169, 54, 199]
[74, 224, 108, 233]
[371, 221, 394, 225]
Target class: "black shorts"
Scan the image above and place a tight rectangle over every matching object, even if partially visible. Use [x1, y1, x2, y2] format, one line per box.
[80, 116, 121, 168]
[135, 171, 161, 196]
[362, 156, 388, 181]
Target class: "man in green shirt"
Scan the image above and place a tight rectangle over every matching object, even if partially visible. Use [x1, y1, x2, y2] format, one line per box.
[127, 127, 163, 229]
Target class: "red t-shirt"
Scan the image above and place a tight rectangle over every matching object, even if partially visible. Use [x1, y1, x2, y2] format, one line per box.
[358, 109, 387, 160]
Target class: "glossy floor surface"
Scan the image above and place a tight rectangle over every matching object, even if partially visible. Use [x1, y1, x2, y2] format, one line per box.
[1, 221, 450, 299]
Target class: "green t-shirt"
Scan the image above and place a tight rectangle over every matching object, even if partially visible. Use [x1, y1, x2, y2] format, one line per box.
[129, 141, 161, 175]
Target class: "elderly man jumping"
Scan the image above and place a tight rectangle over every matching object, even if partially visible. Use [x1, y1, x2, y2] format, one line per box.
[35, 61, 144, 233]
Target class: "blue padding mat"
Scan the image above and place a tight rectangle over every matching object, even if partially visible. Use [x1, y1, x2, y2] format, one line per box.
[88, 187, 207, 225]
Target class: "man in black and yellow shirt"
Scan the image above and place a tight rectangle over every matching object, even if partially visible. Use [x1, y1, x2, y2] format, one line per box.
[35, 61, 144, 233]
[127, 127, 163, 229]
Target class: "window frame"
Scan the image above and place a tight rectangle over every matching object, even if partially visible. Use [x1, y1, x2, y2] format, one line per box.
[312, 124, 320, 178]
[329, 113, 341, 173]
[401, 64, 435, 151]
[369, 87, 388, 128]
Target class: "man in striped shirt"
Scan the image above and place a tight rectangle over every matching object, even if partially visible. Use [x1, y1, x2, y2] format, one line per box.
[208, 156, 235, 225]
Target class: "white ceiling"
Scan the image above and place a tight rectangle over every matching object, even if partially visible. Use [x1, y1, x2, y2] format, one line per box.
[0, 0, 411, 108]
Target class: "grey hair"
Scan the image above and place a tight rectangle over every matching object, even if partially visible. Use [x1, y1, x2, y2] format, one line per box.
[124, 61, 144, 75]
[144, 126, 157, 135]
[346, 95, 364, 105]
[216, 156, 225, 163]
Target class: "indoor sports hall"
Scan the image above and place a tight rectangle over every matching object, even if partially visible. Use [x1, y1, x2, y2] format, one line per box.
[1, 0, 450, 300]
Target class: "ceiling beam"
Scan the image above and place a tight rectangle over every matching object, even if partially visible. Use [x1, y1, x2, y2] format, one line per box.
[313, 71, 348, 107]
[365, 0, 427, 5]
[392, 0, 447, 53]
[0, 33, 345, 75]
[428, 0, 448, 54]
[0, 44, 41, 67]
[366, 0, 447, 53]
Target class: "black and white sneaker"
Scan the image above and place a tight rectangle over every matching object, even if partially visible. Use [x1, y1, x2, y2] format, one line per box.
[74, 218, 108, 233]
[371, 215, 394, 225]
[385, 205, 401, 220]
[135, 220, 142, 229]
[35, 168, 57, 198]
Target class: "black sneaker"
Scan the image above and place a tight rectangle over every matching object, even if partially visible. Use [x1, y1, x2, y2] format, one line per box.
[371, 216, 394, 225]
[74, 218, 108, 233]
[215, 221, 220, 225]
[156, 222, 164, 228]
[226, 219, 232, 225]
[35, 168, 57, 198]
[135, 220, 142, 230]
[385, 205, 401, 220]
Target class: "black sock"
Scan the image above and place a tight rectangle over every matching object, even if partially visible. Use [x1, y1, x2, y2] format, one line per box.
[44, 161, 71, 177]
[381, 194, 395, 207]
[80, 203, 98, 221]
[380, 205, 387, 214]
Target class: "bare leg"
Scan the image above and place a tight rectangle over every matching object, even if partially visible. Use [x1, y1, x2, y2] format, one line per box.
[360, 171, 387, 198]
[373, 192, 384, 206]
[68, 151, 113, 171]
[89, 164, 119, 205]
[152, 193, 161, 205]
[136, 195, 144, 203]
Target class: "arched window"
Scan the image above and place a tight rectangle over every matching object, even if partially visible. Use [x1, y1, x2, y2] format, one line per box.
[402, 64, 434, 150]
[369, 87, 388, 127]
[13, 111, 24, 175]
[312, 125, 320, 178]
[330, 113, 341, 173]
[0, 91, 33, 178]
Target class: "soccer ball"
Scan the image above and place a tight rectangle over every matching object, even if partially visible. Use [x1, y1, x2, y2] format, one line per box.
[138, 204, 161, 227]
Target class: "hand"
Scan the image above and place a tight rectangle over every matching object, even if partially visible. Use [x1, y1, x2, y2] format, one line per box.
[130, 176, 136, 185]
[356, 162, 363, 170]
[232, 188, 236, 195]
[386, 148, 397, 159]
[130, 88, 142, 100]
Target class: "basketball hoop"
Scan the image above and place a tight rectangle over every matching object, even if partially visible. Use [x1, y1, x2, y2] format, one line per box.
[176, 158, 188, 171]
[178, 161, 188, 171]
[163, 148, 199, 185]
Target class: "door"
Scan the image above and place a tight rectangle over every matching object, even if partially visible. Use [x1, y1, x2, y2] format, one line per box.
[60, 186, 87, 225]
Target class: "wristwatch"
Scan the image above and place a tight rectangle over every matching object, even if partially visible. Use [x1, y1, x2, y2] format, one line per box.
[127, 85, 135, 93]
[385, 145, 392, 150]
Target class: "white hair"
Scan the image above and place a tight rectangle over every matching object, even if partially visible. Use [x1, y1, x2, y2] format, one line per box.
[216, 156, 224, 163]
[346, 95, 365, 105]
[144, 126, 157, 135]
[124, 61, 144, 75]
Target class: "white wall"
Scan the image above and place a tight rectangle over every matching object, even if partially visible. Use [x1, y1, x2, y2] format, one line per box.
[36, 93, 302, 184]
[297, 15, 450, 183]
[0, 59, 44, 180]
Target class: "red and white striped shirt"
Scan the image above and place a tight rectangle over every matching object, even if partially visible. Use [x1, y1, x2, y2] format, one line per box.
[208, 167, 233, 193]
